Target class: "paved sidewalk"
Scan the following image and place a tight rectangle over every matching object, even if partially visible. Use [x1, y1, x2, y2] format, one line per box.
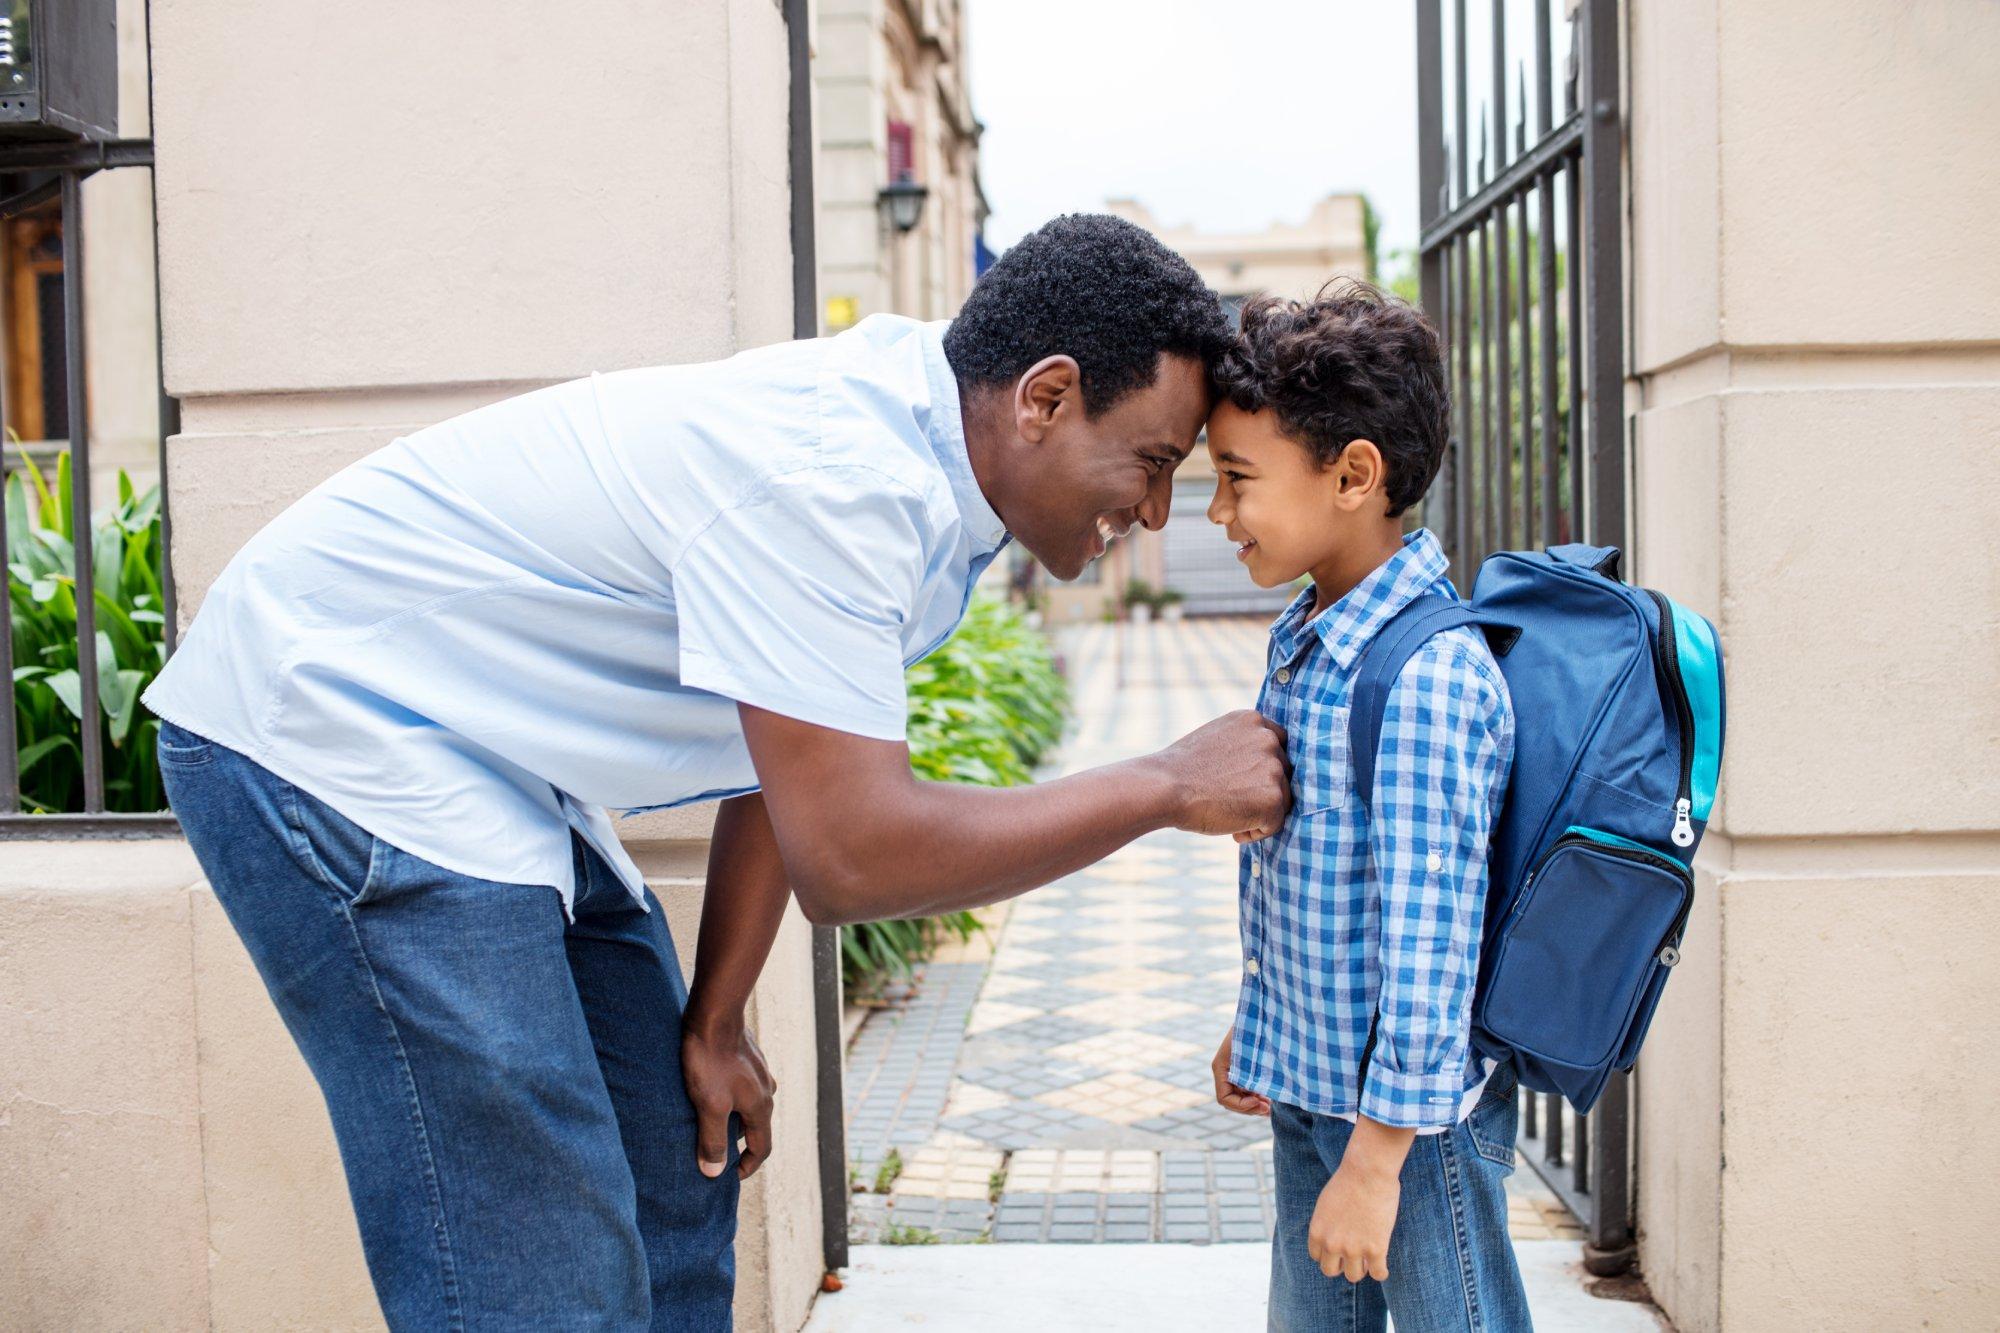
[844, 617, 1585, 1248]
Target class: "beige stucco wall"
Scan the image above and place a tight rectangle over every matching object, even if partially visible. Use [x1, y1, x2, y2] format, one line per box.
[3, 2, 826, 1329]
[1627, 1, 2000, 1328]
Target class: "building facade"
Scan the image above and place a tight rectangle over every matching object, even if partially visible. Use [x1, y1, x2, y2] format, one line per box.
[816, 0, 985, 334]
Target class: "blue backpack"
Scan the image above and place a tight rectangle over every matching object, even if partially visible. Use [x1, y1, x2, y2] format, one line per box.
[1350, 544, 1725, 1113]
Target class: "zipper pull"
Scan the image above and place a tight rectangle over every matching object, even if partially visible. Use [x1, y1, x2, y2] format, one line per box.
[1671, 798, 1696, 848]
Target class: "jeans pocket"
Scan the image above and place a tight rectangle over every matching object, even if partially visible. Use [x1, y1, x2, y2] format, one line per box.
[155, 723, 216, 767]
[281, 781, 383, 907]
[1466, 1070, 1519, 1171]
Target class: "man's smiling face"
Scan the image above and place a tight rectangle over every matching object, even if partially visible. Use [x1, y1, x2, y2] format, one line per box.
[1009, 352, 1213, 580]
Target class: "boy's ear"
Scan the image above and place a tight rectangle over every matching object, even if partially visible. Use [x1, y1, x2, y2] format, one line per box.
[1331, 438, 1388, 512]
[1013, 355, 1080, 445]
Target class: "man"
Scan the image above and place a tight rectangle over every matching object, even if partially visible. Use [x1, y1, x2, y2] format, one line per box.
[146, 213, 1288, 1329]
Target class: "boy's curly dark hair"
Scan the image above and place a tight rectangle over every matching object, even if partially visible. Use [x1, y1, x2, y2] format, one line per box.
[1212, 279, 1450, 516]
[944, 213, 1233, 416]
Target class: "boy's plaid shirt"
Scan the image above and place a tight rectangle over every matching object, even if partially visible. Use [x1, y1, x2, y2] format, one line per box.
[1227, 529, 1515, 1129]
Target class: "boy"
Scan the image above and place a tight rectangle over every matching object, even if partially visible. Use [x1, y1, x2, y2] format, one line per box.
[1204, 282, 1530, 1331]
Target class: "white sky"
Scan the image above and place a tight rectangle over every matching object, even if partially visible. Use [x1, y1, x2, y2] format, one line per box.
[965, 0, 1421, 262]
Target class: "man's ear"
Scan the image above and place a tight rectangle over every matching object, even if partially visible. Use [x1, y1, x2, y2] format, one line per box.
[1331, 439, 1387, 512]
[1013, 355, 1081, 444]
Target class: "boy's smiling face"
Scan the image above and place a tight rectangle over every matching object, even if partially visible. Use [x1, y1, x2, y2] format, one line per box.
[1204, 401, 1347, 588]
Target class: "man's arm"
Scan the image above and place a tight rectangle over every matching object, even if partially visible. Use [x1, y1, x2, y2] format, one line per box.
[681, 791, 787, 1179]
[740, 704, 1290, 926]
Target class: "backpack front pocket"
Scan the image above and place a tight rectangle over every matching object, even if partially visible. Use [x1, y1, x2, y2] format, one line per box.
[1478, 832, 1693, 1072]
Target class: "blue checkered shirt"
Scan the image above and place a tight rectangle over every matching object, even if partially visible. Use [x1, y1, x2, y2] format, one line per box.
[1228, 529, 1515, 1130]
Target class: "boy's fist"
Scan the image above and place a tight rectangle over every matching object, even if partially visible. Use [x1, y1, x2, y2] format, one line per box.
[1159, 710, 1289, 840]
[1211, 1031, 1271, 1117]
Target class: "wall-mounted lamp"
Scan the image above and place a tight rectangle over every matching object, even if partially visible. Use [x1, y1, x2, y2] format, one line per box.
[878, 178, 929, 235]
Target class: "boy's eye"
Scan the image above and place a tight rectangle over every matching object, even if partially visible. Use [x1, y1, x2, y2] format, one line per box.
[1223, 469, 1247, 483]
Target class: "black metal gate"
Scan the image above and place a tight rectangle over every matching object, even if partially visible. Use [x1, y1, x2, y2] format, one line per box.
[1415, 0, 1634, 1271]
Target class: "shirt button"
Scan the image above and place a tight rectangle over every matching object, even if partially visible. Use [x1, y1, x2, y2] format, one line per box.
[1275, 668, 1292, 685]
[1427, 850, 1444, 873]
[1250, 858, 1262, 879]
[1246, 958, 1261, 977]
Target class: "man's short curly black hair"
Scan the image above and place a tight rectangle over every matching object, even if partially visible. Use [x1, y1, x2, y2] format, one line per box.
[1213, 279, 1450, 517]
[943, 213, 1233, 415]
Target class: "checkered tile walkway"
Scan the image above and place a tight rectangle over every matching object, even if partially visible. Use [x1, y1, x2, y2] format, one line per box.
[845, 617, 1581, 1246]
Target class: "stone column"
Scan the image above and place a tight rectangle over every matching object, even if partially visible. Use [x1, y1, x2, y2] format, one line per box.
[1626, 2, 2000, 1328]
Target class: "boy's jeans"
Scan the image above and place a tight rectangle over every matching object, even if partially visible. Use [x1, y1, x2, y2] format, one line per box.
[1269, 1068, 1531, 1332]
[158, 721, 737, 1331]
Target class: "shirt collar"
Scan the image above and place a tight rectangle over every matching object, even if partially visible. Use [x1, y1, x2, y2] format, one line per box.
[918, 320, 1008, 554]
[1267, 529, 1455, 673]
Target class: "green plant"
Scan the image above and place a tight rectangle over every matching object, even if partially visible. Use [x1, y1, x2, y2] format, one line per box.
[7, 450, 168, 815]
[1121, 577, 1161, 611]
[1153, 587, 1185, 609]
[871, 1148, 904, 1194]
[881, 1224, 941, 1246]
[841, 595, 1069, 994]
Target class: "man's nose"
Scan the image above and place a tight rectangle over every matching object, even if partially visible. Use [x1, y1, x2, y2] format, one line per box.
[1136, 469, 1174, 531]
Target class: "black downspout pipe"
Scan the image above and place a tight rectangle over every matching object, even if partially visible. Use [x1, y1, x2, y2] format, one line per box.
[784, 0, 848, 1280]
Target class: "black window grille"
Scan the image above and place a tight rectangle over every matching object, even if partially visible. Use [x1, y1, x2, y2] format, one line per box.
[0, 140, 177, 836]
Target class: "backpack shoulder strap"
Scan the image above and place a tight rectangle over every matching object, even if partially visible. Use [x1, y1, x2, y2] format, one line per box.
[1349, 598, 1520, 816]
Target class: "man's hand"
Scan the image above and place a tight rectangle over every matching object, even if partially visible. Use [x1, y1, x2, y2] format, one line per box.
[1156, 710, 1290, 841]
[682, 1012, 776, 1180]
[1211, 1030, 1271, 1116]
[1309, 1118, 1415, 1282]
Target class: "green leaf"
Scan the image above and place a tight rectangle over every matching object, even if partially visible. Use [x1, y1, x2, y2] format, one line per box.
[55, 449, 73, 541]
[44, 668, 82, 720]
[16, 733, 76, 775]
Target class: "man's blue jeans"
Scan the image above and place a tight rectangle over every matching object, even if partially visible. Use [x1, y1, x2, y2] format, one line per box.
[1268, 1068, 1531, 1332]
[158, 721, 737, 1331]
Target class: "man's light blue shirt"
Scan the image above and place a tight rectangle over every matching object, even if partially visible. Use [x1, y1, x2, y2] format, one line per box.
[145, 315, 1007, 911]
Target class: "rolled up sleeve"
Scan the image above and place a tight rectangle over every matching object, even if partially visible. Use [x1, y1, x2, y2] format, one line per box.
[673, 465, 927, 742]
[1359, 635, 1513, 1129]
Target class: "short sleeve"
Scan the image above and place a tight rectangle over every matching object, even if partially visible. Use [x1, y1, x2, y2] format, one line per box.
[672, 465, 927, 741]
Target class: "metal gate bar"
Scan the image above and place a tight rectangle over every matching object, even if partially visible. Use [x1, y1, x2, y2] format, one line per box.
[1416, 0, 1633, 1269]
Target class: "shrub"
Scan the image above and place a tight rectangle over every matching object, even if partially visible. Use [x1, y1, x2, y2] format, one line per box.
[6, 451, 168, 815]
[841, 594, 1069, 994]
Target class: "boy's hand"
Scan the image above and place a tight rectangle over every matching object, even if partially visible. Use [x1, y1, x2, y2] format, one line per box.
[1309, 1117, 1415, 1282]
[1211, 1031, 1271, 1116]
[1309, 1159, 1400, 1282]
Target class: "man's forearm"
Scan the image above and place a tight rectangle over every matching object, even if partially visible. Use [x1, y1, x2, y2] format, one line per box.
[740, 703, 1288, 927]
[685, 792, 792, 1032]
[801, 755, 1182, 924]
